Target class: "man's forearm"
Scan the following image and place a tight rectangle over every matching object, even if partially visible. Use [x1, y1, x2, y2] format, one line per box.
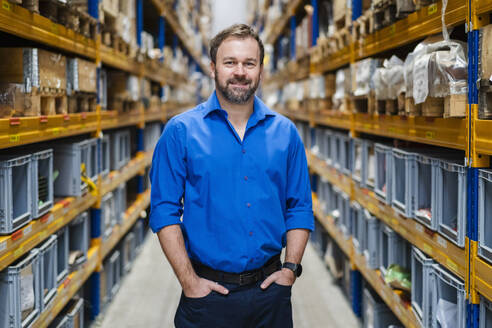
[156, 224, 198, 290]
[284, 228, 310, 264]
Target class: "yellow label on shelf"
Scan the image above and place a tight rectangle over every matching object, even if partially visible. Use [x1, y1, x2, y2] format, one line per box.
[447, 258, 459, 273]
[9, 134, 20, 143]
[53, 128, 60, 135]
[392, 218, 399, 226]
[423, 243, 433, 255]
[428, 3, 438, 15]
[2, 1, 12, 11]
[425, 131, 435, 139]
[23, 225, 32, 235]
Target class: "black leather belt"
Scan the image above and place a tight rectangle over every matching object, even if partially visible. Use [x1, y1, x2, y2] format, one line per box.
[192, 254, 281, 286]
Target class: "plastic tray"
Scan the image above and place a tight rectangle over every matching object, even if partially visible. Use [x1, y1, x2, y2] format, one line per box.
[412, 153, 437, 230]
[411, 247, 434, 328]
[331, 133, 342, 171]
[374, 143, 393, 204]
[480, 296, 492, 328]
[351, 138, 364, 184]
[101, 134, 110, 178]
[364, 140, 376, 190]
[38, 235, 57, 311]
[121, 232, 136, 273]
[114, 183, 127, 225]
[110, 129, 131, 171]
[68, 212, 89, 272]
[55, 226, 69, 285]
[144, 122, 162, 152]
[339, 191, 351, 239]
[31, 149, 54, 219]
[353, 204, 365, 254]
[363, 210, 379, 269]
[363, 287, 401, 328]
[101, 192, 116, 240]
[391, 148, 417, 218]
[340, 134, 352, 175]
[0, 154, 32, 234]
[478, 169, 492, 264]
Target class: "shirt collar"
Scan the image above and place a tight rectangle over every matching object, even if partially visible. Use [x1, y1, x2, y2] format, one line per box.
[202, 90, 276, 120]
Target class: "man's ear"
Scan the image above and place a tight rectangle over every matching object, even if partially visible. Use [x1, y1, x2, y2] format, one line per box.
[210, 62, 215, 79]
[259, 64, 263, 81]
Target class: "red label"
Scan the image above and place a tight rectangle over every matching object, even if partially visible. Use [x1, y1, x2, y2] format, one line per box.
[9, 117, 20, 126]
[11, 229, 23, 241]
[39, 116, 48, 123]
[63, 114, 70, 121]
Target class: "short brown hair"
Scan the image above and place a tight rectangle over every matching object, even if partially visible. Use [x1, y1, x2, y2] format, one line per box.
[209, 24, 264, 65]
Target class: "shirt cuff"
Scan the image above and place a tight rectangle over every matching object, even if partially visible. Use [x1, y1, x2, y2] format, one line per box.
[285, 208, 315, 232]
[149, 205, 183, 233]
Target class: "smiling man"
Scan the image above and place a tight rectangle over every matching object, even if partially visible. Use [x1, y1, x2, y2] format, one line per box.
[150, 24, 314, 327]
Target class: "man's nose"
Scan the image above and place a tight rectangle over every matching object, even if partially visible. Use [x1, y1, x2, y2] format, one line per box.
[234, 63, 246, 75]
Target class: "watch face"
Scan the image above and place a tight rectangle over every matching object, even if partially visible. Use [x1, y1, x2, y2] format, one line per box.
[296, 264, 302, 277]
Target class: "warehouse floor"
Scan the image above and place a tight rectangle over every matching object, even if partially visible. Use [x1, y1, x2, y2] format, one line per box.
[98, 234, 359, 328]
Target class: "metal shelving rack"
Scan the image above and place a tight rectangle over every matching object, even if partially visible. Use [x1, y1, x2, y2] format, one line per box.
[0, 0, 203, 326]
[259, 0, 492, 327]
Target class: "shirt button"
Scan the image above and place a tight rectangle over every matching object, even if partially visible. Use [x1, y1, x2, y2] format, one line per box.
[247, 203, 251, 208]
[249, 231, 253, 236]
[244, 176, 248, 181]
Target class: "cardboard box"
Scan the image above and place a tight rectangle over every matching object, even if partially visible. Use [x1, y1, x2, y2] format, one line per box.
[481, 24, 492, 81]
[444, 93, 467, 118]
[422, 96, 444, 117]
[405, 97, 421, 116]
[333, 0, 346, 24]
[67, 58, 97, 94]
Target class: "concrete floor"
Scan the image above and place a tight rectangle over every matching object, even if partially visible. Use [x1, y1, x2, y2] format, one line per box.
[99, 234, 359, 328]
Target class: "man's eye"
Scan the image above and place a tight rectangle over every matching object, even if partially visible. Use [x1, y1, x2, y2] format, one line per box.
[246, 62, 255, 67]
[225, 61, 234, 65]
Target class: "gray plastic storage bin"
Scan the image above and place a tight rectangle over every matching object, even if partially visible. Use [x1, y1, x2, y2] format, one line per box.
[52, 139, 91, 197]
[0, 154, 32, 234]
[363, 288, 401, 328]
[411, 247, 434, 328]
[412, 153, 438, 230]
[323, 182, 335, 217]
[68, 212, 89, 272]
[114, 183, 127, 225]
[340, 134, 351, 175]
[144, 122, 162, 152]
[331, 133, 342, 170]
[431, 264, 466, 328]
[100, 69, 108, 110]
[108, 250, 121, 299]
[331, 187, 342, 226]
[66, 298, 83, 328]
[101, 134, 110, 177]
[364, 140, 376, 190]
[0, 249, 42, 328]
[311, 127, 324, 159]
[295, 121, 310, 149]
[479, 169, 492, 264]
[353, 205, 365, 254]
[322, 129, 333, 165]
[38, 235, 57, 310]
[436, 159, 467, 247]
[350, 201, 361, 241]
[56, 226, 69, 285]
[101, 192, 116, 240]
[374, 143, 393, 204]
[133, 219, 146, 253]
[30, 149, 54, 219]
[120, 232, 136, 273]
[480, 297, 492, 328]
[363, 210, 379, 269]
[110, 129, 131, 171]
[352, 138, 364, 184]
[392, 148, 417, 218]
[339, 192, 351, 239]
[88, 138, 99, 182]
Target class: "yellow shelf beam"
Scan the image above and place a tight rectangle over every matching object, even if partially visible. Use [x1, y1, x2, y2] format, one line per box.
[473, 119, 492, 156]
[312, 198, 420, 328]
[308, 150, 467, 280]
[311, 46, 351, 74]
[0, 1, 97, 59]
[475, 256, 492, 303]
[476, 0, 492, 16]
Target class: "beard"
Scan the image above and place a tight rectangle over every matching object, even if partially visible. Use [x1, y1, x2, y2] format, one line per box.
[215, 69, 260, 104]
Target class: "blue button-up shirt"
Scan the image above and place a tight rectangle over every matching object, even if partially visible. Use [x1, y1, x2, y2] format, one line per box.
[149, 91, 314, 273]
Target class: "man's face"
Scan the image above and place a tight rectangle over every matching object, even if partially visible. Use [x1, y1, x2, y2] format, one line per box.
[212, 37, 262, 104]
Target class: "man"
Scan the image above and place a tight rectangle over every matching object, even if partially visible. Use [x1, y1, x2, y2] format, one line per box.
[149, 24, 314, 327]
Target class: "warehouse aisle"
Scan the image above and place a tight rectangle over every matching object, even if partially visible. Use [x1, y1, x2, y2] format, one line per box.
[99, 234, 359, 328]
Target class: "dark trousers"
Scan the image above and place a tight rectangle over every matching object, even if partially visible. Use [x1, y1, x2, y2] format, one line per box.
[174, 279, 293, 328]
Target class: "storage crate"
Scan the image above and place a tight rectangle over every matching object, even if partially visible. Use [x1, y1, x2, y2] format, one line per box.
[342, 257, 351, 299]
[101, 134, 110, 177]
[363, 288, 401, 328]
[353, 205, 365, 254]
[110, 129, 131, 171]
[331, 133, 342, 170]
[363, 210, 379, 269]
[68, 211, 89, 272]
[311, 127, 324, 159]
[436, 159, 467, 247]
[340, 134, 351, 175]
[352, 138, 364, 184]
[391, 148, 417, 218]
[56, 226, 69, 285]
[66, 58, 97, 94]
[30, 149, 54, 219]
[430, 264, 466, 328]
[479, 169, 492, 263]
[52, 139, 91, 197]
[38, 235, 57, 310]
[350, 201, 361, 240]
[133, 219, 146, 253]
[100, 69, 108, 110]
[144, 122, 161, 152]
[378, 224, 411, 276]
[331, 186, 342, 226]
[364, 140, 376, 190]
[107, 250, 121, 299]
[374, 143, 393, 204]
[322, 129, 333, 165]
[114, 183, 127, 224]
[411, 153, 437, 229]
[324, 237, 344, 280]
[295, 121, 311, 149]
[480, 297, 492, 328]
[88, 138, 100, 182]
[339, 191, 351, 238]
[101, 192, 116, 240]
[411, 247, 434, 328]
[120, 232, 136, 273]
[0, 154, 32, 234]
[66, 298, 84, 328]
[0, 249, 42, 328]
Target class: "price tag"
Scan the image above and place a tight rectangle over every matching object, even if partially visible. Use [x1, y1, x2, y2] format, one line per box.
[437, 235, 448, 249]
[0, 241, 6, 252]
[53, 128, 60, 135]
[425, 131, 435, 139]
[9, 134, 20, 143]
[2, 1, 12, 11]
[23, 225, 32, 235]
[428, 3, 438, 15]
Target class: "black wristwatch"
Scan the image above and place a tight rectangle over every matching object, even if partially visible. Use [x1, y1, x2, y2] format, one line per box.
[282, 262, 303, 277]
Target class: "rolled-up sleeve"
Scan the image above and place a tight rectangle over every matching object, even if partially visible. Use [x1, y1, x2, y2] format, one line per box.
[285, 126, 314, 232]
[149, 118, 186, 233]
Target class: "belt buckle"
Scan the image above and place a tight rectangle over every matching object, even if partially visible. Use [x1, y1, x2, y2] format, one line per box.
[239, 271, 258, 286]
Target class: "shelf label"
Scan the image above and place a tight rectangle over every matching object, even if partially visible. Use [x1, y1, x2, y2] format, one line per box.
[447, 258, 459, 273]
[437, 235, 447, 249]
[425, 131, 435, 139]
[23, 225, 32, 235]
[428, 3, 438, 15]
[0, 241, 6, 252]
[9, 134, 20, 143]
[2, 1, 12, 11]
[52, 128, 60, 135]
